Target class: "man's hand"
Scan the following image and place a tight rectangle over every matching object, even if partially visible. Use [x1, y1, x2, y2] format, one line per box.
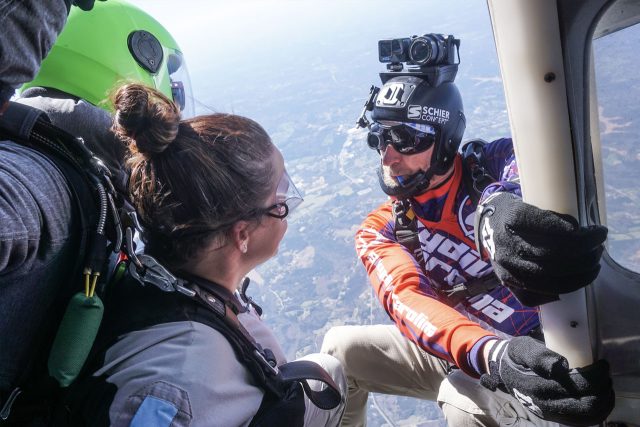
[480, 337, 615, 426]
[474, 192, 607, 306]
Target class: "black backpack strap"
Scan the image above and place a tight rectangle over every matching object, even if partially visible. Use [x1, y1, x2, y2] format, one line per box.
[0, 101, 43, 139]
[278, 361, 341, 410]
[188, 281, 341, 410]
[177, 276, 341, 410]
[0, 101, 122, 269]
[0, 102, 123, 422]
[460, 138, 496, 207]
[393, 199, 425, 265]
[442, 274, 502, 307]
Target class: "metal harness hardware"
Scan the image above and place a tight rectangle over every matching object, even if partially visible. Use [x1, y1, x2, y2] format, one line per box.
[127, 251, 196, 298]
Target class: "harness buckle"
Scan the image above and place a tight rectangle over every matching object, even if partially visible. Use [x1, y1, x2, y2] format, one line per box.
[445, 282, 470, 298]
[129, 254, 196, 297]
[253, 350, 279, 376]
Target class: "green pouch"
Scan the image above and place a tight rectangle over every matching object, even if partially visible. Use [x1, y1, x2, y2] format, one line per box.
[48, 292, 104, 387]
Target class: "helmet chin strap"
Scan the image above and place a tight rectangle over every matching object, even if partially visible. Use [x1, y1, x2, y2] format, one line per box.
[376, 154, 454, 198]
[377, 165, 436, 198]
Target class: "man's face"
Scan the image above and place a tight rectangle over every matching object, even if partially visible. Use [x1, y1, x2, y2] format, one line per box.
[379, 142, 434, 189]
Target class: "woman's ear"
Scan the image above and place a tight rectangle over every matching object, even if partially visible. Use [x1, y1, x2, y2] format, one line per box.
[231, 220, 250, 254]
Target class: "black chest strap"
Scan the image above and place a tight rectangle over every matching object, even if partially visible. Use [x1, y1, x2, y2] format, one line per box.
[443, 274, 502, 306]
[393, 199, 425, 266]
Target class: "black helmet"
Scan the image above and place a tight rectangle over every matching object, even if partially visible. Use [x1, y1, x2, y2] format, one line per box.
[372, 75, 466, 174]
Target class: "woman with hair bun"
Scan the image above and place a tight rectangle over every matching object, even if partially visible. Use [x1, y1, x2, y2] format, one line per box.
[70, 83, 345, 426]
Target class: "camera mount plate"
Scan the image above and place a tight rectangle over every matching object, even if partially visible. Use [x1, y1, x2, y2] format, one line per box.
[380, 64, 459, 87]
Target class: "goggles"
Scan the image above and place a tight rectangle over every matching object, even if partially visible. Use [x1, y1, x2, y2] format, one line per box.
[367, 121, 438, 155]
[262, 170, 304, 220]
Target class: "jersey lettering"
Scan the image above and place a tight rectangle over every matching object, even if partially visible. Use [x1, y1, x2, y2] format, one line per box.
[392, 294, 437, 337]
[469, 294, 515, 323]
[419, 226, 491, 285]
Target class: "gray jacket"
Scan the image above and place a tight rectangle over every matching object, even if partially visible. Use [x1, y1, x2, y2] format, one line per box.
[97, 302, 288, 427]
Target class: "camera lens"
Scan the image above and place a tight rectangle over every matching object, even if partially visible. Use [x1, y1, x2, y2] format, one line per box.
[409, 34, 448, 66]
[367, 132, 383, 150]
[409, 38, 434, 65]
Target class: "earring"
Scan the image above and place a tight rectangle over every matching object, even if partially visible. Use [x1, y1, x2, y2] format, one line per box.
[241, 242, 248, 253]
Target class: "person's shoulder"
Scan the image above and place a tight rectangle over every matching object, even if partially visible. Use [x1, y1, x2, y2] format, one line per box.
[104, 321, 265, 427]
[17, 89, 111, 127]
[0, 139, 72, 225]
[486, 137, 513, 149]
[106, 321, 243, 378]
[482, 137, 515, 160]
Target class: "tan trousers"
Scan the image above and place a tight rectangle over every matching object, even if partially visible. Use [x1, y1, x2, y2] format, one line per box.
[299, 353, 347, 427]
[321, 324, 562, 427]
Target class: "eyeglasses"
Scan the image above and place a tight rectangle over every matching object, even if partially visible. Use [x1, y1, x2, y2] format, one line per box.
[367, 121, 438, 155]
[261, 170, 304, 220]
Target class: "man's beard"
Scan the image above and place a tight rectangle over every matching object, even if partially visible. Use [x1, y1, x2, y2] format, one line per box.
[380, 165, 402, 191]
[377, 164, 433, 197]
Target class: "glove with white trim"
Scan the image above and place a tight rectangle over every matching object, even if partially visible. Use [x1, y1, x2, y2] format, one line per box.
[480, 337, 615, 426]
[474, 192, 607, 306]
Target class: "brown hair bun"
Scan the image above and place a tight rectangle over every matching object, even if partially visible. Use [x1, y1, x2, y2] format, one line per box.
[112, 83, 180, 157]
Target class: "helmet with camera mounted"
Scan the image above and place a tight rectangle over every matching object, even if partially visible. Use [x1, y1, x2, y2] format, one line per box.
[355, 33, 465, 197]
[371, 75, 466, 197]
[20, 0, 195, 117]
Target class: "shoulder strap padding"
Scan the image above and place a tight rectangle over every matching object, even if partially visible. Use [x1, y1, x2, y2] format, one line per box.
[0, 101, 47, 141]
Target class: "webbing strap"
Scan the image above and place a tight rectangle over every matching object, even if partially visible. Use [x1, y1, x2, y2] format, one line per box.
[0, 101, 43, 140]
[443, 275, 502, 306]
[461, 139, 496, 207]
[0, 102, 120, 422]
[0, 103, 92, 411]
[393, 199, 424, 265]
[97, 271, 341, 410]
[279, 361, 341, 410]
[177, 278, 341, 410]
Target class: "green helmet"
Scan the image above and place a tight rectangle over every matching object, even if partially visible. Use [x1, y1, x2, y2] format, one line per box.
[20, 0, 195, 117]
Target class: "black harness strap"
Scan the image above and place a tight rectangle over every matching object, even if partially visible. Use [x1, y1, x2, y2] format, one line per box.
[0, 102, 123, 424]
[393, 199, 425, 266]
[461, 139, 496, 207]
[393, 139, 501, 306]
[442, 275, 503, 307]
[179, 276, 341, 411]
[77, 269, 340, 424]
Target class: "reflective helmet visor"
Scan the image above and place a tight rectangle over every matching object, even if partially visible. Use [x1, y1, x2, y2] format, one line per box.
[164, 51, 195, 118]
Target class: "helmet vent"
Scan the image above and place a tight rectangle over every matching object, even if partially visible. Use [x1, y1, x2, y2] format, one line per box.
[128, 30, 163, 74]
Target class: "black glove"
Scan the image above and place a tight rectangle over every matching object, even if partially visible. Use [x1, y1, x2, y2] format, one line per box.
[474, 192, 607, 306]
[65, 0, 106, 12]
[480, 337, 615, 426]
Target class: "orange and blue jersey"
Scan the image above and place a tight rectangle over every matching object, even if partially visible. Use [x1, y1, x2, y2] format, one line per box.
[356, 138, 539, 376]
